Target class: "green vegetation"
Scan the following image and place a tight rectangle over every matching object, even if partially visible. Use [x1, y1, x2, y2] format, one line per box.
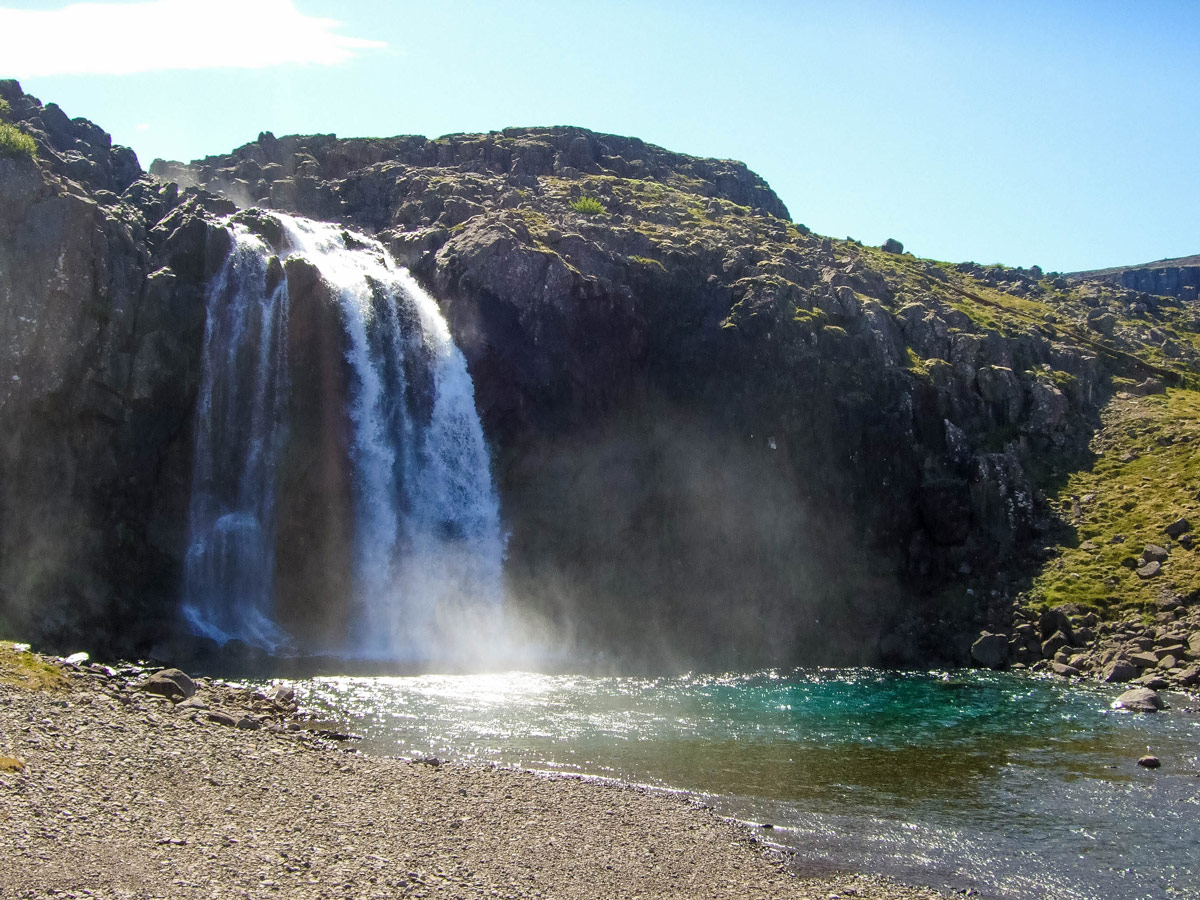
[1028, 388, 1200, 614]
[0, 122, 36, 160]
[0, 98, 10, 120]
[0, 642, 68, 692]
[569, 196, 605, 215]
[628, 255, 666, 272]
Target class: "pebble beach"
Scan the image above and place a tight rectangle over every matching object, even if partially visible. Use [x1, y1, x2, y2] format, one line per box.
[0, 649, 949, 900]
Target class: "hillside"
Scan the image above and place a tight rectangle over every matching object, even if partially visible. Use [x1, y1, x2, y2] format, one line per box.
[1, 79, 1199, 671]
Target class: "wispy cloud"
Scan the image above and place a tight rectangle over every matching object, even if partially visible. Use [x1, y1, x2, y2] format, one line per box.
[0, 0, 386, 77]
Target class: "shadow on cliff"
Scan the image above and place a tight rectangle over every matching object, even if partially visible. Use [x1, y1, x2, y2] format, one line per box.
[498, 398, 906, 673]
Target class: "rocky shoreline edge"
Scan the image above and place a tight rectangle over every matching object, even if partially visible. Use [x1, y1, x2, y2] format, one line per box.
[0, 644, 951, 900]
[970, 597, 1200, 713]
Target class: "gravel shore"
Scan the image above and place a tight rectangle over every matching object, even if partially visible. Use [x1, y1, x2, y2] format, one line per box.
[0, 651, 949, 900]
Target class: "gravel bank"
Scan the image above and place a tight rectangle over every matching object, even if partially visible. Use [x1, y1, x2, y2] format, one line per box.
[0, 652, 948, 900]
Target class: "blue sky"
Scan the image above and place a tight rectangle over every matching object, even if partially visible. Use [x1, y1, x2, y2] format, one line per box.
[2, 0, 1197, 272]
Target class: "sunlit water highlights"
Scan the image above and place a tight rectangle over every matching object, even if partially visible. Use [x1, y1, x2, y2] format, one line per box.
[297, 669, 1200, 900]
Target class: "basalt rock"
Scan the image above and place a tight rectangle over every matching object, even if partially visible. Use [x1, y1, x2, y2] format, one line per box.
[0, 81, 229, 657]
[0, 81, 1183, 667]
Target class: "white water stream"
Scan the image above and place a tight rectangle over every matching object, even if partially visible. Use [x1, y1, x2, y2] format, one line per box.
[182, 214, 503, 660]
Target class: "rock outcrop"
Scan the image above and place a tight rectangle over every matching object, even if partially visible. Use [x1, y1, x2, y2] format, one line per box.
[2, 80, 1197, 668]
[0, 81, 234, 656]
[151, 125, 1134, 668]
[1070, 254, 1200, 302]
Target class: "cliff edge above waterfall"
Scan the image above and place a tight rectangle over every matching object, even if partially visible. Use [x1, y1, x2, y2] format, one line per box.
[3, 79, 1200, 669]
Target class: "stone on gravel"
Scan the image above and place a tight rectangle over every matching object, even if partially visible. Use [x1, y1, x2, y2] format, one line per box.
[141, 668, 197, 701]
[271, 684, 295, 704]
[1112, 688, 1165, 712]
[1137, 755, 1161, 769]
[207, 710, 238, 727]
[236, 716, 261, 730]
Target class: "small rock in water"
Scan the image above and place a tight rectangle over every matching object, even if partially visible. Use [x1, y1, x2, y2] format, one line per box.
[1137, 755, 1161, 769]
[1112, 688, 1165, 713]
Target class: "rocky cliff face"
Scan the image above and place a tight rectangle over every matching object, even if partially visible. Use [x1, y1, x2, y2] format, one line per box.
[4, 82, 1197, 668]
[1069, 254, 1200, 302]
[154, 125, 1175, 669]
[0, 81, 235, 656]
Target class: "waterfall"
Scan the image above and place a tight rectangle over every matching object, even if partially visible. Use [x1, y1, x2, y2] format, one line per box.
[182, 213, 504, 661]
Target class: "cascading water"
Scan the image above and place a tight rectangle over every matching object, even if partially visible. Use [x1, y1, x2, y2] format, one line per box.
[182, 213, 504, 661]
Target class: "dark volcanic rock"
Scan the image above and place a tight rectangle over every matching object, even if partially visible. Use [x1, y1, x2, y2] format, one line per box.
[141, 668, 197, 700]
[970, 632, 1009, 669]
[1, 81, 1174, 668]
[0, 81, 228, 657]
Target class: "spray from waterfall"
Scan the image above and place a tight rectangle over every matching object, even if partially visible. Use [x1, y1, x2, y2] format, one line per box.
[182, 213, 505, 663]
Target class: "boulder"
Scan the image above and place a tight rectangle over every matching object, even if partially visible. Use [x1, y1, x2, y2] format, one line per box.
[1050, 661, 1080, 677]
[206, 710, 238, 727]
[1038, 608, 1074, 642]
[1041, 630, 1071, 659]
[1136, 560, 1162, 579]
[1112, 687, 1165, 712]
[1143, 544, 1169, 563]
[970, 632, 1009, 669]
[1137, 755, 1161, 769]
[1164, 518, 1191, 539]
[1130, 652, 1160, 668]
[1175, 665, 1199, 687]
[1101, 659, 1139, 683]
[141, 668, 196, 701]
[881, 238, 904, 254]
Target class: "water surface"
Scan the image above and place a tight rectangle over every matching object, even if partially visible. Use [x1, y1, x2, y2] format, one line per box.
[296, 669, 1200, 900]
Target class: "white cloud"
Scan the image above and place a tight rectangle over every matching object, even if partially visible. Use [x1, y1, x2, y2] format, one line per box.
[0, 0, 386, 77]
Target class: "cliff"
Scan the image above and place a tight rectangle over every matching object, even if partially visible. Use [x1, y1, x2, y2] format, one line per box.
[3, 81, 1199, 668]
[1068, 254, 1200, 301]
[0, 80, 236, 655]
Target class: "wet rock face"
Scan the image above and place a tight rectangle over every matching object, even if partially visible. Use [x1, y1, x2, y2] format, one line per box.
[0, 81, 232, 656]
